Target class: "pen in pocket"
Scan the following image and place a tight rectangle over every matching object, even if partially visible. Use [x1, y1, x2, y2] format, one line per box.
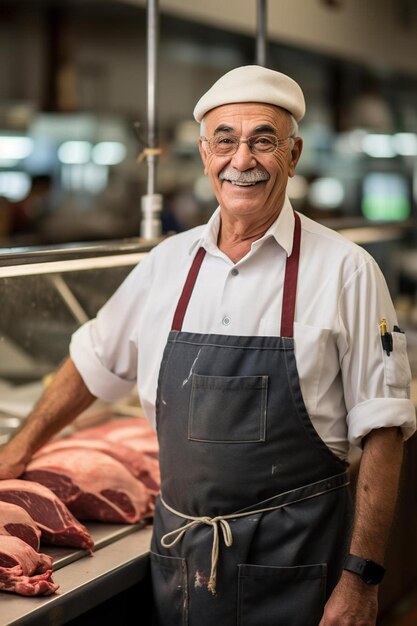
[380, 317, 393, 356]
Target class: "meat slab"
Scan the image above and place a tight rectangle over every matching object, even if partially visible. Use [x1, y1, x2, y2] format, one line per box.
[33, 436, 160, 495]
[73, 415, 160, 460]
[0, 501, 41, 550]
[0, 535, 59, 596]
[0, 479, 94, 552]
[24, 448, 153, 523]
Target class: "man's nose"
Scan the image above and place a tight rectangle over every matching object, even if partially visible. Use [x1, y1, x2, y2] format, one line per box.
[230, 140, 257, 169]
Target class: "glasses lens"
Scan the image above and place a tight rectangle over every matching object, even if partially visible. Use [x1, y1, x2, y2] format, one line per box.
[250, 135, 279, 154]
[210, 135, 239, 156]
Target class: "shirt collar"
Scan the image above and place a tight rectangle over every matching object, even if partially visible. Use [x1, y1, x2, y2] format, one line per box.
[188, 195, 296, 257]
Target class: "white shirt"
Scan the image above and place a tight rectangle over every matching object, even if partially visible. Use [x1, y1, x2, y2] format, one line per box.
[70, 197, 416, 460]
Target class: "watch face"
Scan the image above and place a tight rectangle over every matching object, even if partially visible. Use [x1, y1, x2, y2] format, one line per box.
[363, 560, 385, 584]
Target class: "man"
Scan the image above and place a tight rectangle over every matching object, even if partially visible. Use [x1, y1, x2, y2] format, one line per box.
[0, 66, 415, 625]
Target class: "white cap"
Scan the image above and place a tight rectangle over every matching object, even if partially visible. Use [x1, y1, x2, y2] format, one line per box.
[193, 65, 306, 123]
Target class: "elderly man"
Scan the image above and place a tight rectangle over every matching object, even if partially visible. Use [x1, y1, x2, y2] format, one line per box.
[0, 66, 415, 626]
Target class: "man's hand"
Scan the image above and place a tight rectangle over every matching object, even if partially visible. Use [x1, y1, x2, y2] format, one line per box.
[0, 438, 28, 479]
[320, 426, 404, 626]
[319, 571, 378, 626]
[0, 358, 96, 481]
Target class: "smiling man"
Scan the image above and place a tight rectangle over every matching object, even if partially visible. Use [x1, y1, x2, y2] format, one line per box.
[199, 101, 302, 262]
[0, 66, 415, 626]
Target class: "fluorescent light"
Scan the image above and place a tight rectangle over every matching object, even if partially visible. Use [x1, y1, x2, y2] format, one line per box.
[308, 178, 345, 209]
[58, 141, 92, 164]
[362, 134, 396, 158]
[393, 133, 417, 156]
[0, 136, 34, 160]
[335, 129, 367, 154]
[92, 141, 126, 165]
[0, 171, 31, 201]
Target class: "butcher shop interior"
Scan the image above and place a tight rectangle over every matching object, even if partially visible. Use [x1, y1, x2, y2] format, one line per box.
[1, 0, 417, 624]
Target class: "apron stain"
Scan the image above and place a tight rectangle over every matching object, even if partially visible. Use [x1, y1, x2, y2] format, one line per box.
[194, 570, 209, 590]
[182, 348, 202, 386]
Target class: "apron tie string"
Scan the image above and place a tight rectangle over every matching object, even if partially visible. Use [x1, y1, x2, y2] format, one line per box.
[160, 498, 233, 594]
[159, 472, 349, 594]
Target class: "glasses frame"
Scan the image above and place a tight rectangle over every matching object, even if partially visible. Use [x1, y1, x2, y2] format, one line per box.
[201, 133, 294, 157]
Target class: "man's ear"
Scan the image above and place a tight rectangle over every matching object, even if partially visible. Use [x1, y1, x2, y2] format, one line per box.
[198, 138, 209, 175]
[288, 137, 303, 178]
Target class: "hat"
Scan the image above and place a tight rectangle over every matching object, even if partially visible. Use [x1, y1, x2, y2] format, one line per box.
[193, 65, 305, 123]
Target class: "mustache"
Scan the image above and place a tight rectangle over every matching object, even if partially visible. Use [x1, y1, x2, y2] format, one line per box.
[219, 167, 270, 184]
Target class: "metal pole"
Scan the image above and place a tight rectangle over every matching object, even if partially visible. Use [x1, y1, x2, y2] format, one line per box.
[147, 0, 158, 196]
[256, 0, 268, 67]
[141, 0, 162, 239]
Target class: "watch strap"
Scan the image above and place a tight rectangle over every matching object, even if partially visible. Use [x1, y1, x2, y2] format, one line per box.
[344, 554, 385, 585]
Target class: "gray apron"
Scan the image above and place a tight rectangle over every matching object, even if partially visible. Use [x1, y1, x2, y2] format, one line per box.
[150, 213, 353, 626]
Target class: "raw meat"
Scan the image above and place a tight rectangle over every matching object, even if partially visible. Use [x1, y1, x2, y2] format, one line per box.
[73, 415, 159, 459]
[24, 448, 153, 523]
[0, 479, 94, 552]
[33, 437, 160, 495]
[0, 535, 59, 596]
[0, 501, 41, 550]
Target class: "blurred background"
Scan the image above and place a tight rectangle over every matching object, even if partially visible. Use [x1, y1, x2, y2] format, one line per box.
[0, 0, 415, 243]
[0, 0, 416, 340]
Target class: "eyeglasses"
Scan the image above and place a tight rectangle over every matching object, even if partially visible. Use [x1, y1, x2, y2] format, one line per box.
[202, 134, 293, 157]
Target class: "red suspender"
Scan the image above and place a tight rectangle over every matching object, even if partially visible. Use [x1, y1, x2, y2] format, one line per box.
[171, 247, 206, 331]
[280, 212, 301, 338]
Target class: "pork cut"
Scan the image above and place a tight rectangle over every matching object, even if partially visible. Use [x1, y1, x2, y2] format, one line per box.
[0, 535, 59, 596]
[0, 501, 41, 550]
[0, 479, 93, 552]
[73, 415, 160, 459]
[33, 437, 160, 495]
[24, 448, 153, 523]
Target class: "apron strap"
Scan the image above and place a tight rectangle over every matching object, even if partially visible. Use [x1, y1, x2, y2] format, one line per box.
[280, 211, 301, 338]
[172, 247, 206, 331]
[171, 211, 302, 334]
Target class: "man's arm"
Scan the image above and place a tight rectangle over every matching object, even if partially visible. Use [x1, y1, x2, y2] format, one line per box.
[319, 426, 404, 626]
[0, 357, 96, 479]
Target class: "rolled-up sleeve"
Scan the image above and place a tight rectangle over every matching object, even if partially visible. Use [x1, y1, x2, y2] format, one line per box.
[347, 398, 416, 446]
[338, 257, 416, 445]
[70, 255, 152, 402]
[70, 321, 136, 401]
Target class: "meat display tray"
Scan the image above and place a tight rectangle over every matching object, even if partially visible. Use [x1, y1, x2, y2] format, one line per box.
[46, 519, 147, 570]
[1, 522, 153, 626]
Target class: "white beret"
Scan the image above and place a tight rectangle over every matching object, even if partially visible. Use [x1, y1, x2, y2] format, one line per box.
[193, 65, 305, 123]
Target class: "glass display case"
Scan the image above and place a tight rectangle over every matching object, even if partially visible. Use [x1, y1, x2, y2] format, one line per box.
[0, 239, 156, 442]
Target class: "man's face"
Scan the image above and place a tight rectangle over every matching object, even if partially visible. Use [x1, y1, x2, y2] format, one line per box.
[198, 103, 302, 221]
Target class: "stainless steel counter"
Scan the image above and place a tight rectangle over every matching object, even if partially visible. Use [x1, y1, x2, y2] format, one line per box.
[1, 523, 153, 626]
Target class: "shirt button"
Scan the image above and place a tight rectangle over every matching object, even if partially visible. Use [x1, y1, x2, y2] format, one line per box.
[231, 268, 239, 276]
[222, 316, 231, 326]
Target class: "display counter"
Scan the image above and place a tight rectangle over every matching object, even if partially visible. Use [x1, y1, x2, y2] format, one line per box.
[0, 240, 157, 625]
[0, 524, 153, 626]
[0, 239, 157, 388]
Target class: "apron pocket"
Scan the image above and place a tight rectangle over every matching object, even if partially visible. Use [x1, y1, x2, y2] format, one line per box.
[237, 562, 327, 626]
[150, 552, 188, 626]
[189, 374, 268, 442]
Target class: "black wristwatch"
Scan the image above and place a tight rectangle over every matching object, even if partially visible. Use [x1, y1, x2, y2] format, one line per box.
[343, 554, 385, 585]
